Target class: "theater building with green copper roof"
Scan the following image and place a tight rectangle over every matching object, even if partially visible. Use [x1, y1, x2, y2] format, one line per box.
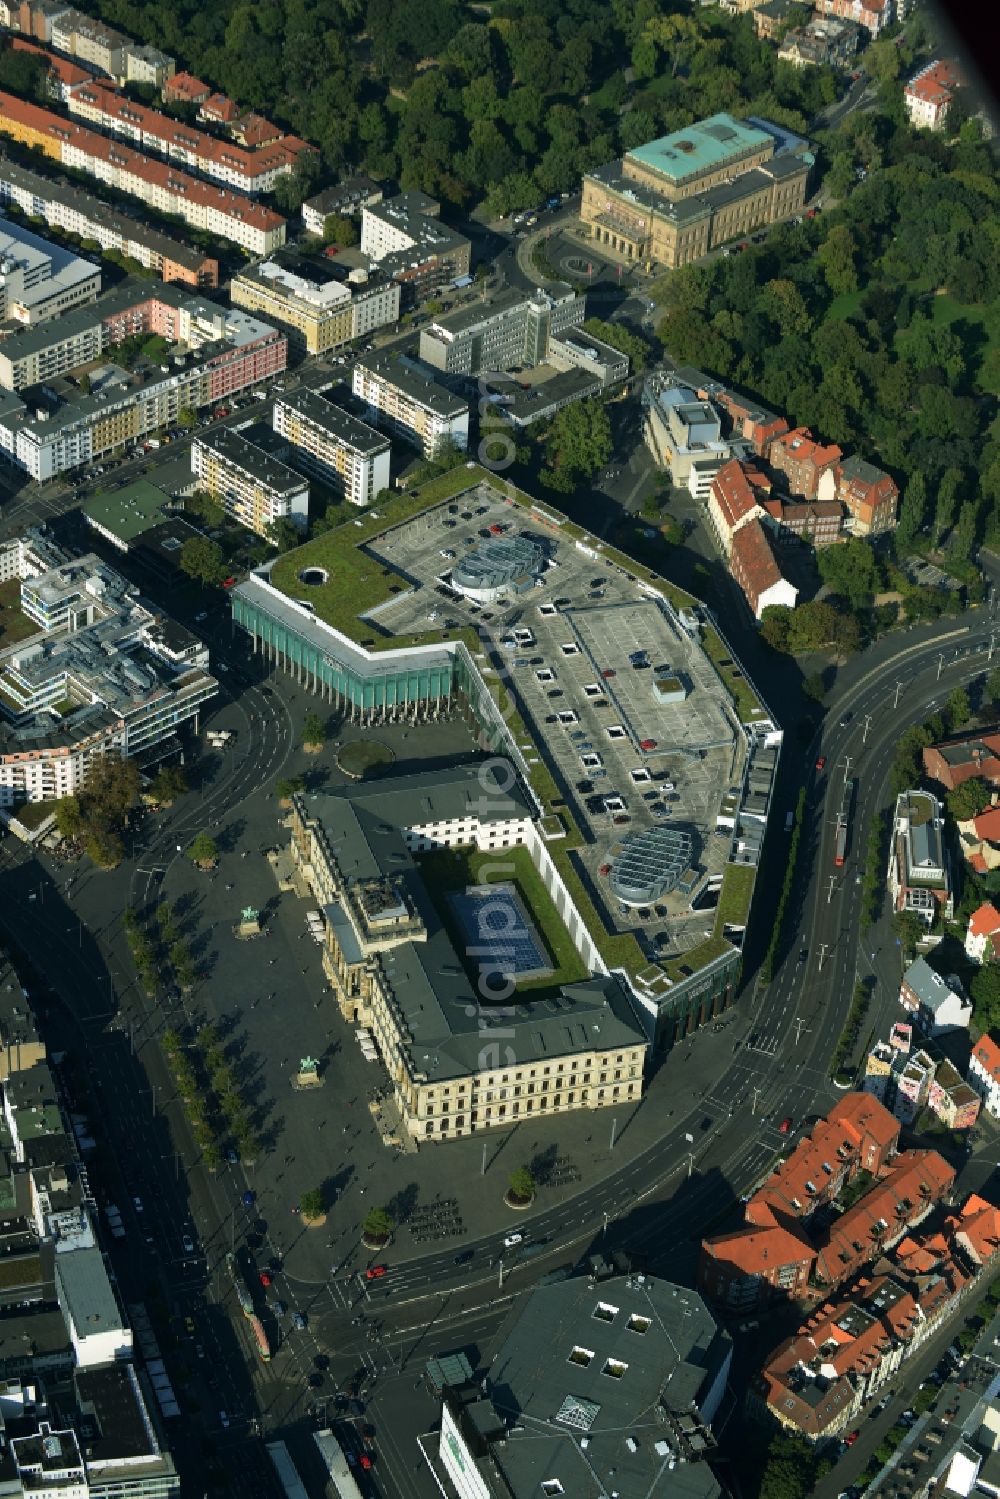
[581, 111, 812, 271]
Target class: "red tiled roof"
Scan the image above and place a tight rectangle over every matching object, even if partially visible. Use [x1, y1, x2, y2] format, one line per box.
[771, 426, 842, 470]
[973, 810, 1000, 844]
[907, 58, 963, 106]
[969, 902, 1000, 938]
[972, 1035, 1000, 1086]
[9, 37, 90, 87]
[0, 91, 285, 232]
[731, 518, 784, 600]
[815, 1150, 955, 1286]
[712, 459, 760, 530]
[701, 1222, 815, 1282]
[200, 91, 239, 123]
[69, 80, 314, 179]
[163, 71, 210, 102]
[951, 1194, 1000, 1265]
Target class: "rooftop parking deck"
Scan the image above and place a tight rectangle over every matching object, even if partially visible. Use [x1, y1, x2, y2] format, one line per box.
[366, 490, 747, 955]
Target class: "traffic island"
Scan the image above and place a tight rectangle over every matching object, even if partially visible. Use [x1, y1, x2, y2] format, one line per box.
[504, 1167, 536, 1211]
[361, 1206, 396, 1251]
[336, 740, 395, 780]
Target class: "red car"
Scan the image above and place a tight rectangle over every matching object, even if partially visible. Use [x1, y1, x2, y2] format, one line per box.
[815, 755, 826, 771]
[779, 1116, 793, 1135]
[639, 738, 657, 751]
[222, 576, 236, 589]
[489, 522, 504, 535]
[259, 1270, 272, 1287]
[324, 245, 340, 258]
[845, 1430, 860, 1447]
[366, 1264, 387, 1280]
[599, 863, 611, 876]
[601, 668, 616, 679]
[359, 1454, 373, 1470]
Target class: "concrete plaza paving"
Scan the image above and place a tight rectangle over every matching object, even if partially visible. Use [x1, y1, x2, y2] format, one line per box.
[150, 707, 751, 1290]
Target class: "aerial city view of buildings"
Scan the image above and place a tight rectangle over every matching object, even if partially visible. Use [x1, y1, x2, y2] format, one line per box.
[0, 0, 985, 1494]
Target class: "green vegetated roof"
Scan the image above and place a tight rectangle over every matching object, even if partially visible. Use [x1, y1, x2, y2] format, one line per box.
[714, 862, 756, 933]
[83, 480, 174, 543]
[265, 464, 758, 989]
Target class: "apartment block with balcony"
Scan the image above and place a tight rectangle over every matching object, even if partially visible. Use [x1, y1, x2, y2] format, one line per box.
[272, 391, 389, 508]
[65, 79, 316, 197]
[231, 252, 399, 357]
[0, 91, 286, 256]
[0, 279, 286, 479]
[360, 193, 471, 308]
[352, 353, 469, 460]
[888, 789, 953, 927]
[191, 427, 308, 537]
[0, 158, 217, 288]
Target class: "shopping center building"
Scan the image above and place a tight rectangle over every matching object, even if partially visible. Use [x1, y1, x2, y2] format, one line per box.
[230, 468, 780, 1049]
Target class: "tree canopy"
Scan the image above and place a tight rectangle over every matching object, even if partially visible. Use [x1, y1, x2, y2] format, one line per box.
[180, 536, 228, 586]
[73, 3, 842, 211]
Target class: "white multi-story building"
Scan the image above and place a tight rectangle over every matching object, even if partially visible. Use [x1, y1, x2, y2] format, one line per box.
[0, 533, 216, 805]
[888, 789, 953, 927]
[969, 1036, 1000, 1119]
[231, 254, 399, 356]
[273, 391, 389, 507]
[352, 353, 469, 459]
[0, 218, 100, 325]
[905, 59, 964, 131]
[192, 427, 309, 537]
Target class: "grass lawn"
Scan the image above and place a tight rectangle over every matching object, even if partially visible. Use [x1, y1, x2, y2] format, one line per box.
[928, 292, 1000, 394]
[826, 287, 866, 321]
[0, 578, 38, 649]
[414, 844, 589, 993]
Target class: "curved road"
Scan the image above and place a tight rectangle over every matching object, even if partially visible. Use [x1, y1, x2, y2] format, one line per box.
[272, 613, 1000, 1383]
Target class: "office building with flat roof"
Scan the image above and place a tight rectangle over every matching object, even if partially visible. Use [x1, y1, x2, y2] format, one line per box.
[273, 390, 389, 507]
[360, 192, 471, 306]
[440, 1272, 730, 1499]
[0, 216, 100, 325]
[352, 353, 469, 458]
[418, 284, 583, 377]
[581, 112, 810, 270]
[0, 532, 216, 805]
[231, 252, 399, 356]
[192, 426, 308, 536]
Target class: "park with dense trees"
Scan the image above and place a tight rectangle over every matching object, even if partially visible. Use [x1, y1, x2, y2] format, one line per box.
[76, 0, 842, 211]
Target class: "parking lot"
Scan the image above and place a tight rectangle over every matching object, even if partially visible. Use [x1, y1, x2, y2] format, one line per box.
[368, 482, 746, 955]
